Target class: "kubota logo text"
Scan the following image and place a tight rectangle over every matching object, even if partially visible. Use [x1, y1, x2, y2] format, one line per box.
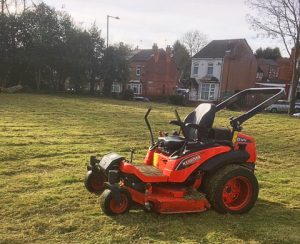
[180, 155, 201, 168]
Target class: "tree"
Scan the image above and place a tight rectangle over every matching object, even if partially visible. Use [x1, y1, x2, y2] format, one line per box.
[0, 1, 129, 96]
[101, 43, 131, 96]
[247, 0, 300, 115]
[1, 0, 5, 14]
[87, 23, 105, 94]
[21, 3, 62, 90]
[172, 40, 190, 80]
[181, 30, 208, 56]
[1, 0, 29, 15]
[255, 47, 282, 59]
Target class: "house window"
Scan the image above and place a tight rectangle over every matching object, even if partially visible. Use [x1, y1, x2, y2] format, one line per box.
[207, 63, 213, 76]
[268, 66, 278, 79]
[256, 72, 263, 81]
[128, 83, 142, 95]
[209, 84, 216, 100]
[200, 83, 216, 101]
[193, 63, 199, 75]
[200, 83, 210, 100]
[112, 82, 121, 93]
[136, 66, 141, 76]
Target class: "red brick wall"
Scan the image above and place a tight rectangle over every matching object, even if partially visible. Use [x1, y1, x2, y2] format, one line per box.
[221, 42, 257, 93]
[277, 57, 293, 83]
[130, 50, 179, 97]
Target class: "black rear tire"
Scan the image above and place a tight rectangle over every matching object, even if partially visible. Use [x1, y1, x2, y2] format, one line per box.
[100, 188, 132, 216]
[84, 170, 106, 194]
[206, 164, 258, 214]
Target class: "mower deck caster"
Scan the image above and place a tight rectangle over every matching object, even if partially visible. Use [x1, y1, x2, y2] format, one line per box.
[100, 188, 132, 216]
[84, 170, 107, 194]
[143, 201, 154, 212]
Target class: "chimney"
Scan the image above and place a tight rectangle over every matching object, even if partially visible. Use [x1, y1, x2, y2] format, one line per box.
[166, 45, 171, 54]
[152, 43, 158, 51]
[152, 43, 159, 62]
[166, 45, 172, 62]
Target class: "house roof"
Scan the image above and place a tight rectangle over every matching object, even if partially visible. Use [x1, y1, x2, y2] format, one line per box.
[193, 39, 249, 59]
[257, 58, 278, 66]
[257, 66, 263, 73]
[130, 49, 164, 62]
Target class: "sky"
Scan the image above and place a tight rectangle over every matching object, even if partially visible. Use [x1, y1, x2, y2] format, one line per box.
[42, 0, 289, 56]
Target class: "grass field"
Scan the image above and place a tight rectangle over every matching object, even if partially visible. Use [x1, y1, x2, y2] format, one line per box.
[0, 93, 299, 244]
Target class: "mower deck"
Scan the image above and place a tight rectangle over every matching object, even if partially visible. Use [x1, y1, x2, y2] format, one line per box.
[126, 185, 210, 214]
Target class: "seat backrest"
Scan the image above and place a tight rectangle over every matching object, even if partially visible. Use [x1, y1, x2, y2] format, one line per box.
[183, 103, 216, 140]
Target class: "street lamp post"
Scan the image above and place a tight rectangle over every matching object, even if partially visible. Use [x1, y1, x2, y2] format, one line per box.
[107, 15, 120, 48]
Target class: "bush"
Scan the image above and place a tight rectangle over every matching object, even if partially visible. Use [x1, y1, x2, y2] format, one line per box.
[169, 95, 186, 105]
[122, 89, 134, 100]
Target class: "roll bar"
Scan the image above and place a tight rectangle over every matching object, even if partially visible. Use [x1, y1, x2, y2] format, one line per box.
[144, 107, 154, 146]
[216, 88, 285, 131]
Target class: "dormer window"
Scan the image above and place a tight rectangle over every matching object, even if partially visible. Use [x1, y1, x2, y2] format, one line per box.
[136, 65, 141, 76]
[193, 63, 199, 75]
[207, 63, 213, 76]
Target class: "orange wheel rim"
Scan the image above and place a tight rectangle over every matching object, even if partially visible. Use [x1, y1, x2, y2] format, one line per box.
[91, 177, 104, 191]
[109, 193, 128, 214]
[222, 176, 253, 211]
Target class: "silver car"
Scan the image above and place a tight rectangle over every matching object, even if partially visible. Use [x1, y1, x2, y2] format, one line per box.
[266, 100, 300, 113]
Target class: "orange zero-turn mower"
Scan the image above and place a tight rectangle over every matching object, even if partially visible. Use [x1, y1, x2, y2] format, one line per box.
[84, 88, 284, 215]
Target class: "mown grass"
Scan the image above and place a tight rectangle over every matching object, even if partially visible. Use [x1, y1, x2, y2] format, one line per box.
[0, 93, 299, 244]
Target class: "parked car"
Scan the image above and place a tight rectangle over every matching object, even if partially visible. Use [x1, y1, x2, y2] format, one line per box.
[176, 88, 189, 96]
[133, 96, 150, 102]
[266, 100, 300, 113]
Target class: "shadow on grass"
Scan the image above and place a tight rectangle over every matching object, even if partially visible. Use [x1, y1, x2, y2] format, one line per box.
[110, 199, 300, 243]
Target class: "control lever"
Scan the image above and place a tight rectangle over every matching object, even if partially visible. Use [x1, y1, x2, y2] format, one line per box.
[130, 148, 135, 164]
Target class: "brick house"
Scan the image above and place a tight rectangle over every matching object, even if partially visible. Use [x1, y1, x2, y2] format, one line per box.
[128, 46, 179, 97]
[256, 58, 279, 82]
[189, 39, 257, 102]
[255, 57, 293, 98]
[255, 49, 300, 101]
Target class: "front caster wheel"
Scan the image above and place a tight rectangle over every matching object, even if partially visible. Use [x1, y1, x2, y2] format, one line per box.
[100, 189, 132, 216]
[206, 164, 258, 214]
[84, 170, 106, 194]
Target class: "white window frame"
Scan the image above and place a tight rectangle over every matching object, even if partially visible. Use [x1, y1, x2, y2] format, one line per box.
[268, 67, 278, 79]
[112, 82, 121, 93]
[128, 83, 142, 95]
[136, 65, 141, 76]
[193, 62, 199, 75]
[207, 63, 213, 76]
[209, 84, 216, 100]
[200, 83, 216, 101]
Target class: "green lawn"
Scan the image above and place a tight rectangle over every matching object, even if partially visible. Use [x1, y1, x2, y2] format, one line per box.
[0, 93, 299, 244]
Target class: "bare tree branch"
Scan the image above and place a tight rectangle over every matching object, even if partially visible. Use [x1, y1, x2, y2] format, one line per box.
[247, 0, 300, 114]
[181, 30, 208, 56]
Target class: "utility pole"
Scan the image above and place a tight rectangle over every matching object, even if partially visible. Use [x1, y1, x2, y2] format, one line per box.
[106, 15, 120, 48]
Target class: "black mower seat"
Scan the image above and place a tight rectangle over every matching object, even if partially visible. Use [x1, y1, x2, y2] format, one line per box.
[184, 103, 216, 141]
[156, 104, 217, 155]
